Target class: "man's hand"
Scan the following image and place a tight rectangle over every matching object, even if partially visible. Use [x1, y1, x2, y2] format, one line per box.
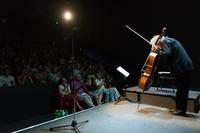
[151, 45, 158, 52]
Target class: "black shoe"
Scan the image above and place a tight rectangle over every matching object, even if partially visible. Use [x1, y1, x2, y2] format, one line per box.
[180, 112, 188, 117]
[169, 108, 181, 113]
[175, 112, 188, 117]
[169, 108, 188, 117]
[172, 111, 187, 117]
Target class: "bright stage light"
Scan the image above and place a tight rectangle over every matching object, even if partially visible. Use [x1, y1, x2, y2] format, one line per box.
[117, 66, 130, 77]
[64, 11, 72, 21]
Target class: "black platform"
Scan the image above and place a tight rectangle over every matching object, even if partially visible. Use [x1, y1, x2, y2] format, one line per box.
[126, 86, 200, 113]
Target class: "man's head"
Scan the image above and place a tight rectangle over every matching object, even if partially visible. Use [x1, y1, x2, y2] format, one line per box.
[150, 35, 165, 46]
[74, 74, 82, 81]
[150, 35, 166, 52]
[96, 73, 102, 79]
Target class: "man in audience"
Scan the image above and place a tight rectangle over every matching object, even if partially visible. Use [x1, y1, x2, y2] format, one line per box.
[0, 68, 15, 87]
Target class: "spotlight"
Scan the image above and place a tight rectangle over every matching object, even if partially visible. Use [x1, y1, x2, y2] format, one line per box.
[64, 11, 72, 21]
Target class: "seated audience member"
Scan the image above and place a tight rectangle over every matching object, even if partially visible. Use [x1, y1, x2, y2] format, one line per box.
[0, 68, 15, 87]
[85, 75, 103, 105]
[16, 68, 34, 86]
[95, 73, 115, 102]
[32, 66, 48, 84]
[105, 74, 121, 100]
[47, 66, 62, 84]
[58, 77, 83, 112]
[71, 74, 95, 108]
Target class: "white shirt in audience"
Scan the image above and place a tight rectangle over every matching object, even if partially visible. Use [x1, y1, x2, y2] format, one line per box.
[0, 75, 15, 87]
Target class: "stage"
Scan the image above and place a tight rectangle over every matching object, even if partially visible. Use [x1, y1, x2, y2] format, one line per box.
[126, 86, 200, 113]
[10, 100, 200, 133]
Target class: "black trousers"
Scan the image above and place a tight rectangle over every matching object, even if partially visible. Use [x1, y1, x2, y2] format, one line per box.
[175, 71, 192, 113]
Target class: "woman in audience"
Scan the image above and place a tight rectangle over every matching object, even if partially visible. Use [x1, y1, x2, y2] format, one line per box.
[85, 75, 103, 105]
[58, 77, 83, 112]
[16, 68, 34, 86]
[95, 73, 116, 102]
[104, 74, 121, 100]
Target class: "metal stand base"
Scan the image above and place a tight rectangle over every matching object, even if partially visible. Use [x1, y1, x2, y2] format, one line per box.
[115, 77, 138, 105]
[115, 96, 138, 104]
[49, 119, 89, 133]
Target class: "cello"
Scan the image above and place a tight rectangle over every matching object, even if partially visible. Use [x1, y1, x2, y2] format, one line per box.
[138, 27, 167, 91]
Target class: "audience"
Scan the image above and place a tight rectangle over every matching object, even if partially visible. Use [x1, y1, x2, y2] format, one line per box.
[0, 40, 121, 115]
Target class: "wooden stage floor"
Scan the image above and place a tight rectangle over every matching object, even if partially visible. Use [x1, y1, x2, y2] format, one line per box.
[10, 101, 200, 133]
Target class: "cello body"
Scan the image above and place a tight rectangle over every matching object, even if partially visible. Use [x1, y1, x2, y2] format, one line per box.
[124, 25, 167, 91]
[138, 27, 166, 91]
[138, 52, 158, 91]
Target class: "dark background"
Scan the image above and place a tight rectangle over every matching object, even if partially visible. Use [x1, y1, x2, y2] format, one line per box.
[0, 0, 200, 87]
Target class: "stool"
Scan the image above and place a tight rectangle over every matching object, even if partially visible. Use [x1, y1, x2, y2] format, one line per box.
[157, 71, 175, 93]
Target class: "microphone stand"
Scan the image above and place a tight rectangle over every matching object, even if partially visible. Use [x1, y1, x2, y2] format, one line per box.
[49, 27, 88, 133]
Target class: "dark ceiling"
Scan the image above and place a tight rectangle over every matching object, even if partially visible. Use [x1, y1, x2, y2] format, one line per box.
[0, 0, 200, 85]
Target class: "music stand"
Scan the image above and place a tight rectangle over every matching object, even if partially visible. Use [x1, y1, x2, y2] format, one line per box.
[49, 11, 88, 132]
[115, 66, 138, 104]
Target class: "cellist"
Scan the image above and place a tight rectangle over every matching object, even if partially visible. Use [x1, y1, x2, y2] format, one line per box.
[150, 34, 194, 117]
